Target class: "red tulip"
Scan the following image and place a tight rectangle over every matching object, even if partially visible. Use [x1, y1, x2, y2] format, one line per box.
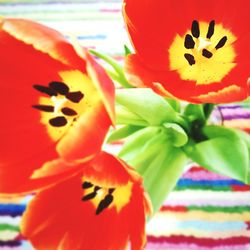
[123, 0, 250, 103]
[0, 18, 115, 193]
[21, 152, 151, 250]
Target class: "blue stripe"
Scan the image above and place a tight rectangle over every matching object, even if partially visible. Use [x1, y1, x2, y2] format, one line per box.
[177, 179, 244, 187]
[0, 204, 26, 216]
[179, 221, 247, 232]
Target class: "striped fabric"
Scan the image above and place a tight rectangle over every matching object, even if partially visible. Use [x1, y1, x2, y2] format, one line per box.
[0, 1, 250, 249]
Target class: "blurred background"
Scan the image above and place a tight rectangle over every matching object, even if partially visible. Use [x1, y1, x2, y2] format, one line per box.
[0, 1, 250, 249]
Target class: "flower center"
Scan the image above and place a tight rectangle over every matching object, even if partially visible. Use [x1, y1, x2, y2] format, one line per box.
[32, 70, 98, 141]
[81, 180, 132, 215]
[169, 20, 237, 85]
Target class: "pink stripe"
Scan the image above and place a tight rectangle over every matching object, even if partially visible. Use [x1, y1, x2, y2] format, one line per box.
[147, 235, 250, 247]
[182, 170, 232, 181]
[145, 242, 249, 250]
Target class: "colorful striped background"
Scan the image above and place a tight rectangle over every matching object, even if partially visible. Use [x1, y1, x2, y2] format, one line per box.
[0, 1, 250, 249]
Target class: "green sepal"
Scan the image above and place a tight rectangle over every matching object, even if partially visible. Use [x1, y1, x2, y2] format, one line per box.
[183, 125, 250, 184]
[89, 49, 132, 88]
[116, 104, 148, 126]
[141, 145, 187, 213]
[107, 125, 143, 143]
[116, 88, 179, 126]
[118, 126, 162, 162]
[163, 122, 188, 147]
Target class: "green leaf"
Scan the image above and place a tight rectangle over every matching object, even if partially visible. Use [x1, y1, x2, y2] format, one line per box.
[89, 49, 132, 88]
[124, 44, 132, 56]
[234, 130, 250, 184]
[118, 126, 162, 162]
[184, 125, 249, 184]
[184, 104, 206, 123]
[142, 145, 187, 213]
[203, 103, 215, 119]
[116, 88, 179, 125]
[163, 122, 188, 147]
[107, 125, 143, 143]
[125, 132, 169, 174]
[164, 98, 181, 112]
[116, 104, 148, 126]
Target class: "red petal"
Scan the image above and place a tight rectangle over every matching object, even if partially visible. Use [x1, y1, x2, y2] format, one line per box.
[0, 21, 71, 193]
[85, 51, 115, 125]
[21, 153, 149, 250]
[1, 18, 86, 71]
[57, 100, 112, 161]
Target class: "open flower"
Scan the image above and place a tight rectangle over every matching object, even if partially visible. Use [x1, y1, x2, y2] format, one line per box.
[21, 152, 151, 250]
[0, 18, 151, 249]
[123, 0, 250, 103]
[0, 18, 114, 193]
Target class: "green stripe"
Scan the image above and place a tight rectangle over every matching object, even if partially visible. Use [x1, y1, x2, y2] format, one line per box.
[0, 224, 19, 232]
[187, 205, 250, 213]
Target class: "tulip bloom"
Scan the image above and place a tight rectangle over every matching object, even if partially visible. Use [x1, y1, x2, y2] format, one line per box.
[0, 18, 114, 193]
[123, 0, 250, 103]
[21, 152, 151, 250]
[0, 18, 151, 250]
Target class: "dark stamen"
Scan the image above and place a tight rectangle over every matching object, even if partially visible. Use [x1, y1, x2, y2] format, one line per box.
[96, 194, 113, 215]
[94, 186, 101, 192]
[49, 116, 67, 127]
[215, 36, 227, 50]
[66, 91, 84, 103]
[184, 53, 196, 66]
[82, 191, 98, 201]
[49, 81, 69, 95]
[206, 20, 215, 39]
[108, 188, 115, 194]
[33, 85, 57, 96]
[61, 107, 78, 116]
[184, 34, 195, 49]
[82, 182, 93, 189]
[202, 49, 213, 58]
[191, 20, 200, 38]
[32, 105, 54, 112]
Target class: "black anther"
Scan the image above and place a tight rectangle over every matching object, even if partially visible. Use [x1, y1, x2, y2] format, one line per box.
[66, 91, 84, 103]
[96, 194, 114, 215]
[33, 85, 57, 96]
[202, 49, 213, 58]
[82, 191, 98, 201]
[82, 182, 93, 189]
[191, 20, 200, 38]
[61, 107, 78, 116]
[206, 20, 215, 39]
[184, 53, 196, 66]
[108, 188, 115, 194]
[32, 105, 54, 112]
[215, 36, 227, 50]
[184, 34, 195, 49]
[49, 81, 69, 95]
[49, 116, 67, 127]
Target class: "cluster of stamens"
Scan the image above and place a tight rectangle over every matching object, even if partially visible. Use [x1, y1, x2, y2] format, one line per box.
[184, 20, 228, 66]
[82, 181, 115, 215]
[32, 81, 84, 127]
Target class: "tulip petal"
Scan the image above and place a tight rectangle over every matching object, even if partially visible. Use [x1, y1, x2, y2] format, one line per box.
[21, 152, 150, 250]
[1, 18, 86, 70]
